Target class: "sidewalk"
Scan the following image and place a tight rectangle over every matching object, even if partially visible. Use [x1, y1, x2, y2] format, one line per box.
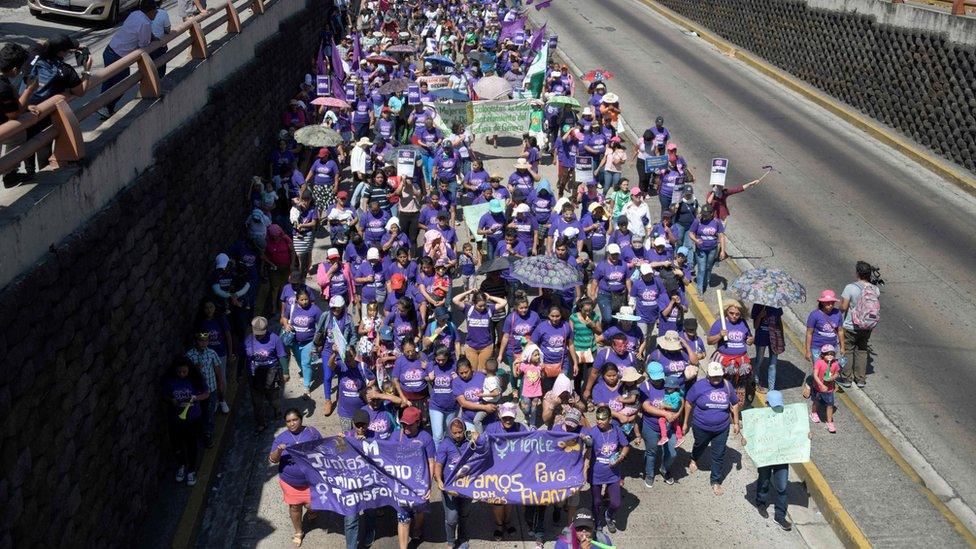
[194, 137, 838, 548]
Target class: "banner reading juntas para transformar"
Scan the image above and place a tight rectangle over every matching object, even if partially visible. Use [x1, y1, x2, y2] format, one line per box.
[741, 403, 811, 468]
[468, 99, 534, 135]
[445, 430, 586, 505]
[288, 435, 431, 514]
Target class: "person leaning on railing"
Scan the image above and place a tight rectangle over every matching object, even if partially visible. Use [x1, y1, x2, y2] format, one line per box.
[1, 43, 38, 188]
[98, 0, 158, 120]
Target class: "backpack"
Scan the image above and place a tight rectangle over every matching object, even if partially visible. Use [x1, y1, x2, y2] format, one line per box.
[851, 282, 881, 330]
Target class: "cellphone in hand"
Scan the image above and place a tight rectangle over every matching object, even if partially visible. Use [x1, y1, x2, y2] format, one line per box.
[74, 47, 91, 68]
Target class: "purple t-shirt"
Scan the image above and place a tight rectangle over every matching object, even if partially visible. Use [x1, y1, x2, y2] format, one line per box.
[593, 348, 636, 374]
[245, 333, 286, 372]
[403, 429, 437, 462]
[360, 210, 391, 245]
[656, 291, 687, 333]
[509, 171, 534, 196]
[601, 325, 643, 354]
[271, 426, 323, 487]
[310, 159, 340, 186]
[512, 214, 538, 250]
[366, 404, 398, 440]
[529, 191, 555, 225]
[593, 259, 628, 293]
[591, 379, 622, 407]
[585, 423, 628, 485]
[393, 353, 430, 394]
[478, 212, 506, 246]
[288, 304, 322, 344]
[336, 359, 375, 418]
[465, 304, 495, 350]
[436, 437, 466, 479]
[201, 315, 231, 357]
[631, 277, 664, 323]
[165, 377, 205, 421]
[709, 318, 751, 356]
[435, 153, 460, 181]
[429, 361, 459, 413]
[383, 287, 425, 313]
[383, 258, 418, 283]
[648, 348, 690, 380]
[357, 261, 386, 302]
[531, 321, 574, 366]
[690, 218, 725, 251]
[453, 371, 486, 422]
[385, 310, 417, 349]
[503, 311, 540, 356]
[806, 308, 843, 350]
[484, 420, 527, 436]
[638, 381, 668, 434]
[685, 378, 738, 432]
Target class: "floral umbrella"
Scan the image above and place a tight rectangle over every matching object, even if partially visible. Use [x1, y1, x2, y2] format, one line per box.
[378, 77, 415, 94]
[582, 69, 615, 82]
[386, 44, 416, 55]
[310, 96, 351, 109]
[294, 125, 343, 148]
[730, 268, 807, 307]
[512, 255, 582, 291]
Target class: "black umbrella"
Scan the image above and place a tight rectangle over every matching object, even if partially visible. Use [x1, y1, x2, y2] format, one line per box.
[477, 257, 512, 275]
[378, 77, 416, 95]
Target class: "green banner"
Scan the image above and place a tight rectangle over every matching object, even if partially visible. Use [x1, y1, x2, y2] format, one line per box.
[469, 100, 534, 135]
[433, 102, 471, 132]
[462, 202, 493, 242]
[741, 403, 811, 468]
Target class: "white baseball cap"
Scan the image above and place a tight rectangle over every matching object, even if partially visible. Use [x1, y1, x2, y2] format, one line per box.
[607, 243, 621, 254]
[639, 263, 655, 275]
[366, 247, 380, 260]
[214, 253, 230, 269]
[329, 295, 346, 308]
[706, 361, 724, 377]
[653, 236, 667, 247]
[514, 203, 531, 214]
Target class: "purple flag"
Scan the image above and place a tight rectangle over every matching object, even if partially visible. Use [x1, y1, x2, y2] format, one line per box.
[288, 435, 430, 514]
[445, 431, 586, 505]
[499, 16, 527, 42]
[316, 42, 326, 76]
[330, 38, 346, 82]
[351, 32, 363, 67]
[331, 74, 347, 100]
[535, 0, 552, 9]
[528, 23, 547, 54]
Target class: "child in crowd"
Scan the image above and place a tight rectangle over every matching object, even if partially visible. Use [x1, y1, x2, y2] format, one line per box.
[614, 367, 643, 442]
[811, 344, 841, 433]
[515, 343, 544, 428]
[458, 242, 478, 290]
[658, 376, 685, 446]
[473, 358, 503, 432]
[681, 318, 706, 363]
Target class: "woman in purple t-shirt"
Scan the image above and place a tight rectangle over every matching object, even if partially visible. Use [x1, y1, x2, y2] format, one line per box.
[452, 289, 508, 372]
[164, 357, 210, 487]
[707, 300, 754, 383]
[453, 359, 491, 430]
[805, 290, 846, 365]
[682, 362, 741, 495]
[531, 306, 579, 394]
[268, 409, 323, 547]
[428, 347, 460, 444]
[392, 339, 432, 425]
[688, 205, 726, 295]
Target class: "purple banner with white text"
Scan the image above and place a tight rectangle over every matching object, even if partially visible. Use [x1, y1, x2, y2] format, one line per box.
[445, 431, 585, 505]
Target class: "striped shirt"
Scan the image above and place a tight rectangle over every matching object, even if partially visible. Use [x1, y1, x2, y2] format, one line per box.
[186, 347, 219, 392]
[570, 311, 601, 352]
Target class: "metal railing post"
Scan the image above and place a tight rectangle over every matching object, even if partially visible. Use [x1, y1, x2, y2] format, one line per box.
[226, 1, 242, 33]
[189, 21, 209, 59]
[50, 100, 85, 166]
[136, 52, 162, 98]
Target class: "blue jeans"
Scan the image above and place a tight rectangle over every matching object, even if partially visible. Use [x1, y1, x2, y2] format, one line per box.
[642, 425, 677, 481]
[694, 247, 719, 294]
[754, 346, 779, 390]
[443, 492, 471, 546]
[429, 408, 458, 444]
[101, 47, 127, 113]
[290, 340, 315, 391]
[602, 170, 621, 193]
[421, 153, 433, 185]
[757, 464, 789, 521]
[691, 425, 730, 486]
[320, 348, 337, 399]
[344, 509, 376, 549]
[596, 292, 614, 328]
[658, 192, 673, 215]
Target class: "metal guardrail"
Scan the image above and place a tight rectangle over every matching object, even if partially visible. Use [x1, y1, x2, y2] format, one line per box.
[0, 0, 273, 176]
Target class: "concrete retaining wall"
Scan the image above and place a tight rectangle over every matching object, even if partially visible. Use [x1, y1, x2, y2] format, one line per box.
[656, 0, 976, 173]
[0, 2, 322, 546]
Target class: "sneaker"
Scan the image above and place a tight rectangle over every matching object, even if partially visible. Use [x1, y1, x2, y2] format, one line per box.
[657, 435, 669, 446]
[643, 477, 654, 488]
[175, 466, 186, 483]
[96, 107, 112, 120]
[675, 435, 685, 448]
[604, 515, 617, 534]
[826, 422, 837, 433]
[186, 472, 197, 486]
[755, 499, 769, 518]
[775, 516, 793, 531]
[664, 473, 675, 485]
[220, 400, 230, 414]
[809, 412, 821, 424]
[856, 381, 867, 388]
[838, 378, 852, 388]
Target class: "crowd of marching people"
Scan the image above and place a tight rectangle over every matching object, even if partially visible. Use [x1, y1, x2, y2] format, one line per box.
[157, 0, 884, 547]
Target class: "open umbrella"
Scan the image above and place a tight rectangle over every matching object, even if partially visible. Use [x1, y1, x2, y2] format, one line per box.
[468, 51, 496, 65]
[730, 268, 807, 307]
[430, 88, 470, 102]
[425, 54, 456, 68]
[294, 125, 343, 148]
[381, 144, 424, 163]
[546, 95, 580, 109]
[378, 77, 415, 94]
[366, 54, 398, 66]
[582, 69, 614, 82]
[511, 255, 582, 291]
[473, 75, 513, 100]
[386, 44, 416, 55]
[310, 96, 351, 109]
[477, 257, 512, 275]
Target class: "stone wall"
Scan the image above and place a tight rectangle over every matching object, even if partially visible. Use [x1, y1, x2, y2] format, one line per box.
[0, 6, 322, 547]
[656, 0, 976, 172]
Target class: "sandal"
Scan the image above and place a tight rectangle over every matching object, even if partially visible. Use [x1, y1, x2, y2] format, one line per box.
[689, 460, 698, 473]
[292, 532, 303, 546]
[712, 484, 725, 496]
[493, 529, 503, 541]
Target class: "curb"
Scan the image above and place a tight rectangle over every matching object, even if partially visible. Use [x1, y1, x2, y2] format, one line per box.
[171, 375, 244, 549]
[532, 19, 872, 548]
[632, 0, 976, 195]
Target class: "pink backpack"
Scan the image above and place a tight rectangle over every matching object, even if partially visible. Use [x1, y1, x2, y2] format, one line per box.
[851, 282, 881, 330]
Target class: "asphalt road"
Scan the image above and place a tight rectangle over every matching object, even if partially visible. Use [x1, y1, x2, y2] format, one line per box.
[531, 0, 976, 542]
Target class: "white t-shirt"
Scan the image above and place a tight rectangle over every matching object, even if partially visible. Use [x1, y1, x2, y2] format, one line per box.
[841, 282, 864, 331]
[481, 375, 501, 403]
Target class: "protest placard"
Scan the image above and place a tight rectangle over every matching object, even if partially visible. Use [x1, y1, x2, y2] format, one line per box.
[331, 318, 348, 359]
[288, 435, 430, 514]
[445, 431, 585, 505]
[344, 82, 356, 100]
[710, 158, 729, 187]
[462, 202, 492, 242]
[418, 75, 451, 90]
[315, 75, 330, 97]
[742, 403, 811, 468]
[407, 84, 421, 105]
[432, 102, 471, 131]
[644, 154, 668, 173]
[469, 100, 534, 135]
[397, 149, 417, 179]
[575, 156, 594, 183]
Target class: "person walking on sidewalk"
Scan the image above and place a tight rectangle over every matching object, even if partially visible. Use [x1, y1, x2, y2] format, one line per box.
[839, 261, 881, 388]
[745, 390, 798, 532]
[683, 361, 740, 496]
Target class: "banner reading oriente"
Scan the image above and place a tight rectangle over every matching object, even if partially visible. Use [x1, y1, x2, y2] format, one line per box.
[469, 99, 535, 135]
[445, 430, 585, 505]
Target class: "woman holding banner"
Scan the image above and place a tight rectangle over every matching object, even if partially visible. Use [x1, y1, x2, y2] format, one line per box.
[396, 406, 436, 548]
[435, 417, 473, 549]
[586, 405, 630, 533]
[268, 409, 323, 547]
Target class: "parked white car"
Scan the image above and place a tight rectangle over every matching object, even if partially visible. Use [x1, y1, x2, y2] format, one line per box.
[27, 0, 140, 25]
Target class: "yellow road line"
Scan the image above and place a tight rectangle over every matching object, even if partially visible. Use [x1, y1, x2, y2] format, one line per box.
[634, 0, 976, 195]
